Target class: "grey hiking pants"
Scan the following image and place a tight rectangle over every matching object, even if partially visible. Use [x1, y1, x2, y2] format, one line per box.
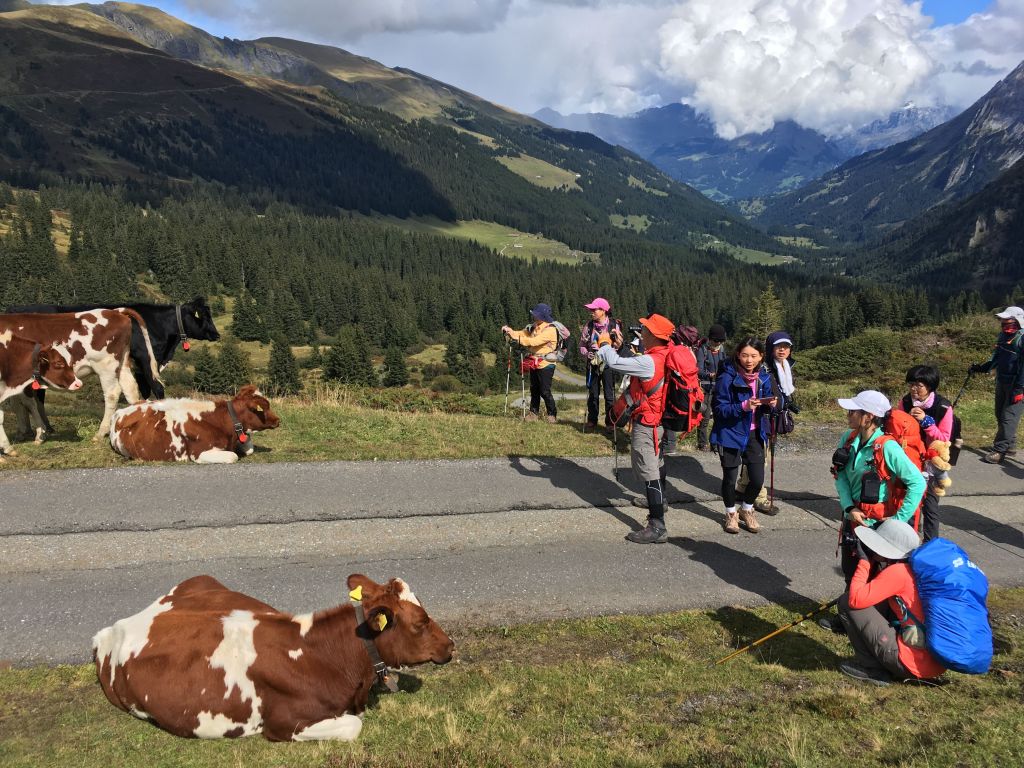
[994, 378, 1024, 453]
[837, 593, 908, 678]
[631, 422, 664, 482]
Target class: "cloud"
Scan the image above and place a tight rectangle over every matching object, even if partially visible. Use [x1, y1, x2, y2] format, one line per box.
[655, 0, 938, 138]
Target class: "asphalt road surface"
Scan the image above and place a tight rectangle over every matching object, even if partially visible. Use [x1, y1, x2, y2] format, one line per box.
[2, 446, 1022, 665]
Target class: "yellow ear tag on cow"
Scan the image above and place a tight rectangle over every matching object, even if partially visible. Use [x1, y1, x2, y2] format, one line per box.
[349, 586, 362, 601]
[376, 614, 388, 631]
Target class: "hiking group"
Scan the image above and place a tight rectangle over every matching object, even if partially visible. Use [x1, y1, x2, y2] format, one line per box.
[503, 299, 1012, 687]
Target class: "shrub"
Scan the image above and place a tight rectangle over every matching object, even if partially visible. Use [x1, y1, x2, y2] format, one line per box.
[430, 375, 463, 393]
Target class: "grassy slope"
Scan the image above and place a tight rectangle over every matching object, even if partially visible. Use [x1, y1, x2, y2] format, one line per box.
[2, 590, 1022, 767]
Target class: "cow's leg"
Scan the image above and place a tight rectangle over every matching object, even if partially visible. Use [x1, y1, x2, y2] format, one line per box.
[0, 409, 15, 458]
[16, 392, 47, 444]
[94, 366, 123, 441]
[283, 713, 363, 742]
[118, 354, 143, 404]
[195, 449, 239, 464]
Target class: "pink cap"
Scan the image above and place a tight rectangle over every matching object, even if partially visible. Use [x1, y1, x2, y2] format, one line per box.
[584, 297, 610, 311]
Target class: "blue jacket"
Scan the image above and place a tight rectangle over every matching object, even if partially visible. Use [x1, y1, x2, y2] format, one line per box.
[979, 330, 1024, 390]
[710, 362, 774, 451]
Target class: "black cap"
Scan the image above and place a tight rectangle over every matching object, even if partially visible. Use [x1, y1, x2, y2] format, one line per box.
[708, 324, 727, 342]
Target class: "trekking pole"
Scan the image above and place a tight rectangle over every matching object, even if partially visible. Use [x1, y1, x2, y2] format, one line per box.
[712, 597, 841, 666]
[769, 417, 777, 510]
[520, 353, 526, 419]
[613, 422, 619, 481]
[504, 343, 512, 415]
[952, 370, 973, 408]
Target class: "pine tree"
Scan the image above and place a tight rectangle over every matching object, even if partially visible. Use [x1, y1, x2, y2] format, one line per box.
[382, 345, 409, 387]
[739, 282, 785, 341]
[216, 336, 253, 393]
[266, 338, 302, 396]
[190, 347, 221, 394]
[232, 291, 268, 342]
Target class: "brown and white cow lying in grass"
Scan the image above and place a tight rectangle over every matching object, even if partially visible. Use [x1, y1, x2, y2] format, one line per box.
[0, 331, 82, 460]
[109, 385, 279, 463]
[93, 574, 455, 741]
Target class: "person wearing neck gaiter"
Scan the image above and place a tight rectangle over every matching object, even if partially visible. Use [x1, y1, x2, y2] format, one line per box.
[710, 338, 776, 534]
[970, 306, 1024, 464]
[894, 365, 953, 542]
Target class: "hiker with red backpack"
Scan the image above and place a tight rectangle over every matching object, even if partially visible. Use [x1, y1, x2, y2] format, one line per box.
[818, 390, 927, 633]
[894, 365, 955, 542]
[578, 297, 623, 431]
[836, 519, 946, 686]
[710, 338, 777, 535]
[597, 313, 675, 544]
[501, 303, 560, 423]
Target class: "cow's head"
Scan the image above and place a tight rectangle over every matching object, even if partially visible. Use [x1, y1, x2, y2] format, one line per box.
[37, 343, 83, 391]
[347, 574, 455, 667]
[182, 297, 221, 342]
[231, 386, 281, 432]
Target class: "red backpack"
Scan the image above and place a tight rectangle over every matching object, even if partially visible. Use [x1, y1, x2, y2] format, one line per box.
[660, 343, 705, 435]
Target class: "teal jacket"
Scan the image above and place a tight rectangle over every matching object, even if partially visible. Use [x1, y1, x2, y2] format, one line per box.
[835, 427, 926, 526]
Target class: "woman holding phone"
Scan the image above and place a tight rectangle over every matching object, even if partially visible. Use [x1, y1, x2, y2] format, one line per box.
[711, 338, 777, 534]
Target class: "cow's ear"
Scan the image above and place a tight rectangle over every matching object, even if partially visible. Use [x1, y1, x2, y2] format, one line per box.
[347, 573, 381, 597]
[367, 606, 395, 634]
[237, 384, 258, 398]
[193, 296, 207, 307]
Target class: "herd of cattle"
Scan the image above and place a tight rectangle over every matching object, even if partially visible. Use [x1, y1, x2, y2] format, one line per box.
[0, 298, 280, 463]
[5, 301, 453, 742]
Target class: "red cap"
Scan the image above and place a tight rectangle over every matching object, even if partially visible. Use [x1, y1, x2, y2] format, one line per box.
[638, 314, 674, 341]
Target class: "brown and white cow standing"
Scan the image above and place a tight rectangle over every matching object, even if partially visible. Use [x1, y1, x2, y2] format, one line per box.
[110, 385, 280, 463]
[0, 309, 160, 440]
[93, 574, 455, 741]
[0, 331, 82, 460]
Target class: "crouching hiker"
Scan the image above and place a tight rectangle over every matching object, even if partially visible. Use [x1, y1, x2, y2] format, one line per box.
[502, 303, 558, 423]
[836, 519, 946, 686]
[711, 338, 776, 534]
[597, 313, 674, 544]
[819, 391, 926, 633]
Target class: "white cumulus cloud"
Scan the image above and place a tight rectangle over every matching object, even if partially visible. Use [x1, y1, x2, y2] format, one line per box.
[656, 0, 937, 138]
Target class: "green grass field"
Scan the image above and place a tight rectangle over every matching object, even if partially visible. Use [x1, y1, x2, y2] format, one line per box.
[496, 154, 581, 190]
[609, 213, 652, 233]
[2, 590, 1022, 767]
[364, 215, 598, 264]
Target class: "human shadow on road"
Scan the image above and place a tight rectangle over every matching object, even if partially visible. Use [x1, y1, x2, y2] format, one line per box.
[942, 503, 1024, 553]
[507, 454, 643, 533]
[669, 536, 840, 670]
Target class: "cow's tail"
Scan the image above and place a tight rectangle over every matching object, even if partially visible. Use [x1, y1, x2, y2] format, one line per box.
[120, 308, 163, 391]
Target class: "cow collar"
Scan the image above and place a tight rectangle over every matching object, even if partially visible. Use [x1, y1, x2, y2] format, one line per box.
[349, 591, 400, 693]
[225, 400, 249, 445]
[30, 343, 45, 390]
[175, 304, 190, 350]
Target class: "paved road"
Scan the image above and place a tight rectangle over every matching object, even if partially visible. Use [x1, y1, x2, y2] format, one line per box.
[1, 446, 1022, 665]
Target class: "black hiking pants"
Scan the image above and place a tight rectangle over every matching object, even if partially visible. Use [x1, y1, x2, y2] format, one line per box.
[530, 366, 557, 417]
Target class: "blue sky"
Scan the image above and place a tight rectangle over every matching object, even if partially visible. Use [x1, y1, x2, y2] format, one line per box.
[922, 1, 993, 26]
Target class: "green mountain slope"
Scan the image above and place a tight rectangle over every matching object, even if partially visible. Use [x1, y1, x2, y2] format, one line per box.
[0, 3, 781, 253]
[843, 157, 1024, 301]
[753, 60, 1024, 243]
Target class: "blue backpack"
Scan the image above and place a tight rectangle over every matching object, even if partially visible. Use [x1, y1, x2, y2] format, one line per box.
[906, 538, 993, 675]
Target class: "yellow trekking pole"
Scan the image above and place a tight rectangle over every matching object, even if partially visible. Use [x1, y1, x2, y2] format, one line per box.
[713, 597, 841, 666]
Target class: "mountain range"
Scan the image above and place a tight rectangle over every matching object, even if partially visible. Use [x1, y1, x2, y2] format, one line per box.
[0, 2, 782, 254]
[752, 60, 1024, 243]
[535, 103, 956, 202]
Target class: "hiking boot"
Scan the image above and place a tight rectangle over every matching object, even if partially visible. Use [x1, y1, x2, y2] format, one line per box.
[754, 499, 779, 516]
[584, 421, 598, 430]
[723, 511, 740, 534]
[663, 447, 683, 457]
[839, 661, 892, 687]
[545, 415, 557, 424]
[817, 616, 847, 634]
[982, 451, 1005, 464]
[696, 444, 710, 452]
[524, 412, 539, 422]
[625, 519, 667, 544]
[738, 508, 760, 533]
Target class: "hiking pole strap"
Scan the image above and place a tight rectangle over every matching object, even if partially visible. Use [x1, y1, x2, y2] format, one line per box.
[712, 597, 841, 666]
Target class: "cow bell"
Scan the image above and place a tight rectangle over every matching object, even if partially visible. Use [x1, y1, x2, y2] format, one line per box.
[182, 340, 191, 351]
[238, 432, 248, 443]
[31, 380, 41, 390]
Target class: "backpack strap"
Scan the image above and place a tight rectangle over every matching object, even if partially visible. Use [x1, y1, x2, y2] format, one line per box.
[893, 595, 925, 631]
